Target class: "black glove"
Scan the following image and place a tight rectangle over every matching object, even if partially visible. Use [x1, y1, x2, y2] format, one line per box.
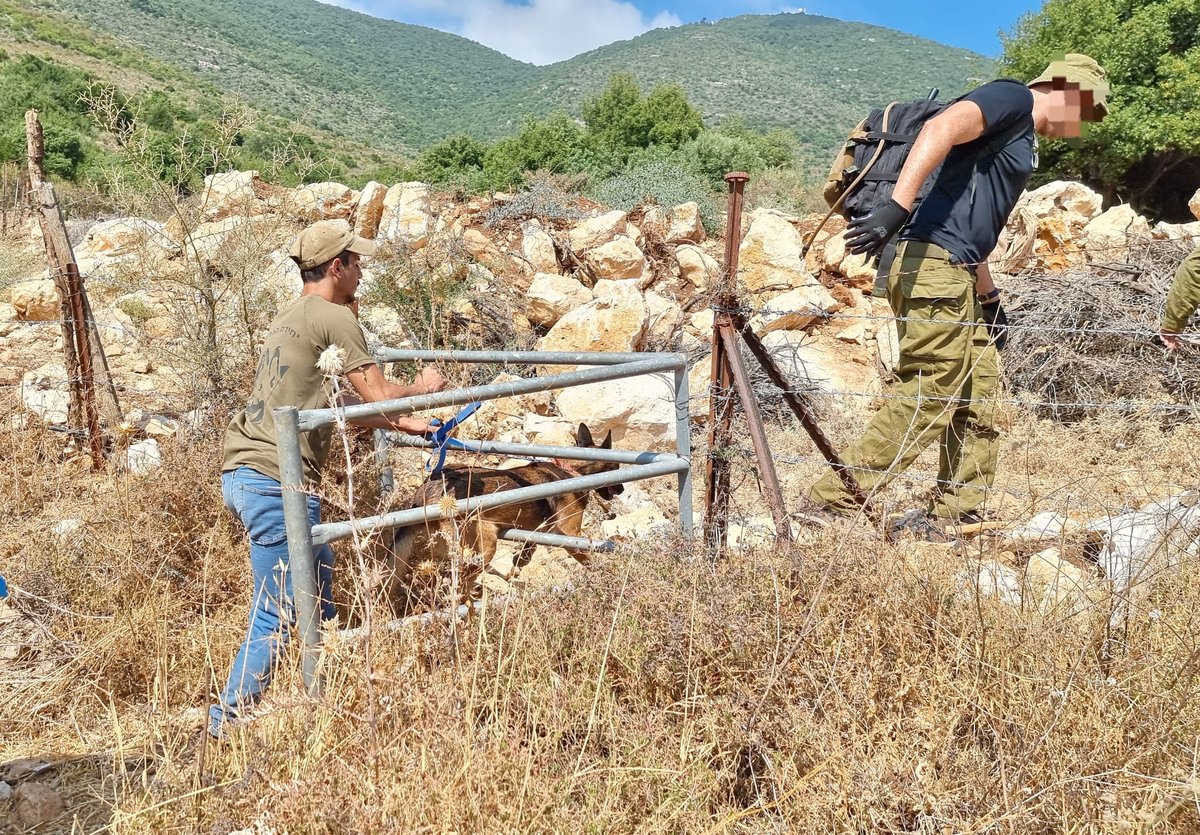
[845, 199, 910, 257]
[981, 299, 1008, 350]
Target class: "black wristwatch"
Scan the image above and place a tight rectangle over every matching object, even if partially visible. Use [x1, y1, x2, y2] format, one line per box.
[977, 288, 1001, 303]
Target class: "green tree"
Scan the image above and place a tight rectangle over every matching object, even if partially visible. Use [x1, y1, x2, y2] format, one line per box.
[414, 134, 489, 184]
[582, 73, 651, 161]
[643, 84, 703, 148]
[481, 114, 585, 189]
[582, 74, 707, 171]
[1001, 0, 1200, 219]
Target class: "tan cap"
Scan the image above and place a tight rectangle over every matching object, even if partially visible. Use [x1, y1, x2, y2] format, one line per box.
[1028, 53, 1110, 116]
[288, 219, 378, 270]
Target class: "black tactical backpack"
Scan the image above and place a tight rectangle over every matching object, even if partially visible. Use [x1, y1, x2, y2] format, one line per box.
[803, 90, 946, 257]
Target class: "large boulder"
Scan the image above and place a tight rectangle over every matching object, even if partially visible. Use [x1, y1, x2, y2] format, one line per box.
[289, 182, 357, 221]
[666, 202, 705, 244]
[1190, 187, 1200, 222]
[749, 284, 840, 335]
[81, 218, 176, 258]
[821, 230, 877, 288]
[461, 227, 503, 263]
[643, 289, 684, 348]
[199, 170, 269, 221]
[568, 210, 627, 253]
[990, 181, 1105, 272]
[583, 235, 647, 281]
[1021, 180, 1104, 220]
[184, 215, 286, 271]
[521, 219, 560, 274]
[526, 273, 593, 328]
[1083, 204, 1151, 262]
[378, 182, 432, 248]
[1152, 220, 1200, 243]
[675, 245, 720, 291]
[353, 181, 388, 239]
[555, 371, 678, 450]
[536, 281, 648, 371]
[738, 210, 813, 297]
[760, 331, 880, 414]
[11, 278, 59, 321]
[20, 362, 70, 423]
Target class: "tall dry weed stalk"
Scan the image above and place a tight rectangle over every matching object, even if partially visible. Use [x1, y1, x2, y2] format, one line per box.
[6, 397, 1200, 831]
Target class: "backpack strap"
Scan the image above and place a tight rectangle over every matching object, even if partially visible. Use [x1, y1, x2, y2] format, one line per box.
[802, 102, 898, 258]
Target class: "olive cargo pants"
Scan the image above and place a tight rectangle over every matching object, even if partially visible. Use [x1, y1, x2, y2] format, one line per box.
[808, 241, 1000, 518]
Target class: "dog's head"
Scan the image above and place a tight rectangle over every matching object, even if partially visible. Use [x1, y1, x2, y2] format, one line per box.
[574, 423, 624, 501]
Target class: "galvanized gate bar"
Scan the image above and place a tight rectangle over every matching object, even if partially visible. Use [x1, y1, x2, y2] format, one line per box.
[311, 458, 689, 546]
[385, 430, 679, 466]
[300, 354, 685, 432]
[273, 406, 324, 693]
[497, 529, 617, 552]
[673, 363, 694, 537]
[377, 348, 659, 366]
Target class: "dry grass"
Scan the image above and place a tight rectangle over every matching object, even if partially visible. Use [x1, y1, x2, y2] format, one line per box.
[5, 374, 1200, 834]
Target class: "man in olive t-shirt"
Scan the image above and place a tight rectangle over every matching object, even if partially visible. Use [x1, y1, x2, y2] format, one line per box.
[210, 219, 447, 737]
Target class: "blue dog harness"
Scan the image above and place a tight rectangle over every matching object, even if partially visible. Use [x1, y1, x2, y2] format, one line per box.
[427, 402, 486, 478]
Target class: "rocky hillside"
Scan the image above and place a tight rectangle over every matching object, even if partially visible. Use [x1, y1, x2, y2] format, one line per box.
[29, 0, 989, 154]
[5, 172, 1199, 487]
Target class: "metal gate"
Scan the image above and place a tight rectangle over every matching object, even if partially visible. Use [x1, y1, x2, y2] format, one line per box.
[272, 348, 694, 690]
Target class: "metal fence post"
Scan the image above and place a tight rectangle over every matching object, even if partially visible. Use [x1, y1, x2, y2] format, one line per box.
[373, 428, 394, 497]
[674, 362, 694, 537]
[274, 406, 324, 695]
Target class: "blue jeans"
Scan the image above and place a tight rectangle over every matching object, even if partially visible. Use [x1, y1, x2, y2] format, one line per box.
[209, 467, 334, 735]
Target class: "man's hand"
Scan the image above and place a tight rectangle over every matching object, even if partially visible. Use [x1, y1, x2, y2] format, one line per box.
[846, 200, 910, 257]
[1159, 331, 1181, 352]
[982, 299, 1009, 350]
[413, 366, 448, 395]
[393, 416, 437, 436]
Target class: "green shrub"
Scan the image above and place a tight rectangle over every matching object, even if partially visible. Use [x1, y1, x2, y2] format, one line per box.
[588, 157, 720, 230]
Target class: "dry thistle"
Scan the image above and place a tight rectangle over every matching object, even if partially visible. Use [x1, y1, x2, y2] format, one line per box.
[316, 343, 347, 376]
[438, 494, 459, 518]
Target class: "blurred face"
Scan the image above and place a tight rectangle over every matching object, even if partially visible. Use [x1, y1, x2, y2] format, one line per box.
[1041, 77, 1101, 139]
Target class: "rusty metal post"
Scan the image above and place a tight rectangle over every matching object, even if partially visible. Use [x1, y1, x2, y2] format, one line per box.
[704, 336, 734, 551]
[734, 315, 867, 507]
[65, 263, 103, 469]
[716, 321, 791, 545]
[722, 172, 749, 280]
[704, 173, 751, 553]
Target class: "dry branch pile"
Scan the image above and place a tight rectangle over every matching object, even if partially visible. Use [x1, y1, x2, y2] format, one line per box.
[1004, 238, 1200, 421]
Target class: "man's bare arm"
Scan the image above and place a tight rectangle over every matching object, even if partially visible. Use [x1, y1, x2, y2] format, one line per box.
[891, 100, 988, 210]
[345, 363, 446, 404]
[341, 363, 448, 433]
[336, 388, 435, 433]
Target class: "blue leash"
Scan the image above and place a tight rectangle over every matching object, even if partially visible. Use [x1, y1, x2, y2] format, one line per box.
[427, 402, 485, 478]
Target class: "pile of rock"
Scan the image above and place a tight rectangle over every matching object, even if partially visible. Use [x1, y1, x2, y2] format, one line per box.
[5, 173, 1198, 478]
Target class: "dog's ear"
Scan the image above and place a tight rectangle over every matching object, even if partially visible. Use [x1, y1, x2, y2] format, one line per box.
[576, 423, 594, 447]
[601, 430, 613, 449]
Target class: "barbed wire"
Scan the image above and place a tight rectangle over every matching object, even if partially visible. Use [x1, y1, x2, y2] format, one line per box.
[804, 231, 1198, 276]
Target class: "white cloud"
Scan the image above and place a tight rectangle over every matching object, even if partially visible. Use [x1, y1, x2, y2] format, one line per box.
[331, 0, 682, 65]
[458, 0, 680, 64]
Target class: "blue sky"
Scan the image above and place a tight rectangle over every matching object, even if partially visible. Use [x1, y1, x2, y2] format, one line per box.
[324, 0, 1045, 65]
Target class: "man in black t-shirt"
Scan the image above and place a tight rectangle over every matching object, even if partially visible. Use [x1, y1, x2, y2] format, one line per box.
[809, 54, 1109, 539]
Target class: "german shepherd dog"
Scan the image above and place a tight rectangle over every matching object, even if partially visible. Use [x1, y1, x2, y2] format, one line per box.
[387, 423, 623, 605]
